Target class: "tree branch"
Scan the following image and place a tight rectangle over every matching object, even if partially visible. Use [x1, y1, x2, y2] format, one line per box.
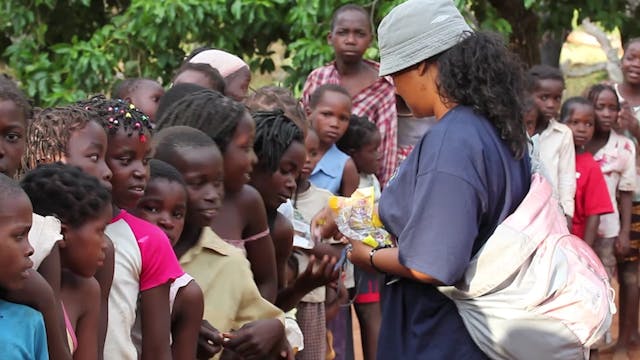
[580, 18, 622, 83]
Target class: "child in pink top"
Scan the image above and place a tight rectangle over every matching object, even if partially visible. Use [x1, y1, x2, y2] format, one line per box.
[82, 96, 184, 360]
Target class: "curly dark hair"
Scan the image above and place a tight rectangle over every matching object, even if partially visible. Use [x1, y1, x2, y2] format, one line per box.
[586, 84, 620, 111]
[0, 75, 32, 123]
[21, 163, 111, 228]
[336, 114, 378, 153]
[245, 86, 308, 133]
[173, 62, 225, 94]
[437, 31, 528, 159]
[23, 105, 103, 171]
[77, 95, 153, 141]
[155, 89, 248, 152]
[112, 78, 160, 99]
[252, 110, 304, 173]
[559, 96, 593, 124]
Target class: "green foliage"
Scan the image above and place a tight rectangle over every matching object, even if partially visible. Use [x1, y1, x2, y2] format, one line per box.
[0, 0, 635, 106]
[1, 0, 404, 106]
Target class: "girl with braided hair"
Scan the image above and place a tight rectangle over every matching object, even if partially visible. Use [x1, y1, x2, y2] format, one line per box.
[22, 163, 112, 359]
[156, 89, 279, 304]
[249, 110, 340, 358]
[24, 104, 114, 356]
[80, 95, 184, 360]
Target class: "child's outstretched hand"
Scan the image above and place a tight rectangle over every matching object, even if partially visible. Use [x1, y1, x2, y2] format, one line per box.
[197, 320, 223, 359]
[296, 254, 340, 293]
[223, 319, 284, 360]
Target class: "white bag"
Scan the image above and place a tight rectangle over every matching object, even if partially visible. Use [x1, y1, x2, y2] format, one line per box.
[440, 174, 616, 360]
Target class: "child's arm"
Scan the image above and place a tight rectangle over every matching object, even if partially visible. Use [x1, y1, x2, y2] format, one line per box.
[583, 215, 600, 247]
[242, 186, 279, 303]
[171, 281, 204, 360]
[557, 130, 576, 220]
[272, 214, 294, 291]
[276, 254, 339, 312]
[617, 191, 634, 258]
[5, 270, 71, 360]
[141, 282, 172, 360]
[340, 158, 360, 197]
[92, 237, 114, 360]
[73, 277, 101, 360]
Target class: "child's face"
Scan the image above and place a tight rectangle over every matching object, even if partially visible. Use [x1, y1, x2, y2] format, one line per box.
[223, 112, 257, 193]
[565, 104, 595, 147]
[531, 79, 564, 121]
[63, 121, 113, 190]
[251, 141, 305, 210]
[328, 10, 372, 64]
[172, 145, 224, 229]
[224, 67, 251, 102]
[0, 193, 33, 290]
[309, 91, 352, 147]
[523, 107, 539, 137]
[301, 131, 321, 181]
[593, 89, 619, 134]
[622, 42, 640, 86]
[106, 129, 152, 210]
[173, 69, 213, 90]
[61, 204, 111, 278]
[129, 80, 165, 122]
[136, 178, 187, 245]
[351, 131, 382, 175]
[0, 100, 26, 177]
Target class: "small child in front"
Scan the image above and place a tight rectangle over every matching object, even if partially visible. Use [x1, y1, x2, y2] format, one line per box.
[0, 173, 48, 360]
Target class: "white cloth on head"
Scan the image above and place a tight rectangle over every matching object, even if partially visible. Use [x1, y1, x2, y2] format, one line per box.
[189, 49, 248, 78]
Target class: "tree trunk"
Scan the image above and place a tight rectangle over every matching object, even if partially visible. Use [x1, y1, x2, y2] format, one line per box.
[539, 30, 569, 68]
[580, 18, 622, 83]
[486, 0, 540, 66]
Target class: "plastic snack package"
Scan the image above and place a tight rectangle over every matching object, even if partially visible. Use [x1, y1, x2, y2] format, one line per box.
[327, 187, 392, 248]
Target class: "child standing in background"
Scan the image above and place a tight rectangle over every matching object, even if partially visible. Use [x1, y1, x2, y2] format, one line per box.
[0, 174, 48, 360]
[113, 78, 165, 122]
[302, 4, 397, 187]
[307, 84, 359, 196]
[586, 84, 638, 355]
[558, 98, 613, 246]
[172, 62, 226, 94]
[527, 65, 576, 228]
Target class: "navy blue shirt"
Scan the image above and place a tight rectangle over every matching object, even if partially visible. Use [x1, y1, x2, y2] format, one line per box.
[378, 106, 530, 359]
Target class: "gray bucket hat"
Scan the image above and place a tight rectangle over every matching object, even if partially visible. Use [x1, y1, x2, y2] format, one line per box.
[378, 0, 472, 76]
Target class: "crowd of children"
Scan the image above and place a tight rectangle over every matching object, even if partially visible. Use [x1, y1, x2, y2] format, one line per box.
[1, 1, 640, 359]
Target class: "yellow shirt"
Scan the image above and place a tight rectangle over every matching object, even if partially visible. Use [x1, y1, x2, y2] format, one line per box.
[179, 227, 284, 334]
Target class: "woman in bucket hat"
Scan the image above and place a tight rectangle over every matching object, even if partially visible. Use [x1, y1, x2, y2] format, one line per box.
[343, 0, 531, 358]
